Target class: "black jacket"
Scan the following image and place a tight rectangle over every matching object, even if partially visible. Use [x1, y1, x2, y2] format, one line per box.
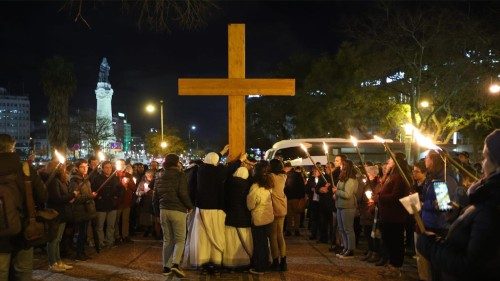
[91, 173, 123, 212]
[417, 172, 500, 281]
[0, 154, 47, 252]
[284, 170, 306, 200]
[224, 176, 252, 227]
[195, 163, 226, 209]
[46, 176, 75, 222]
[154, 167, 193, 212]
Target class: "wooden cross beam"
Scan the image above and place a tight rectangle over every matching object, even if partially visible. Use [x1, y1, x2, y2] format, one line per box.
[178, 24, 295, 161]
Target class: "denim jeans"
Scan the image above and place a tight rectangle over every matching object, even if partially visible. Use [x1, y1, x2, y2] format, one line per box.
[251, 223, 272, 272]
[337, 208, 356, 251]
[97, 210, 117, 246]
[160, 209, 187, 267]
[47, 222, 66, 265]
[0, 248, 33, 281]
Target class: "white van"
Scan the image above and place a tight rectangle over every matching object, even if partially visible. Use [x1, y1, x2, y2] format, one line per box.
[264, 138, 404, 166]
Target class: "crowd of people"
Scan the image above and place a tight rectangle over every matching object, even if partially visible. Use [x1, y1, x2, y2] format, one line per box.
[0, 129, 498, 280]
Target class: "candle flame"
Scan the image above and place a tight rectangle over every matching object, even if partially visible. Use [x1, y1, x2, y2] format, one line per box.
[350, 135, 358, 147]
[322, 142, 328, 155]
[373, 135, 385, 143]
[115, 160, 121, 171]
[54, 149, 65, 164]
[98, 151, 105, 162]
[133, 177, 137, 184]
[365, 190, 373, 200]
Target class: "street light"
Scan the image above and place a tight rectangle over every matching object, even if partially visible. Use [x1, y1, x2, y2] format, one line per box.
[420, 100, 430, 108]
[145, 100, 166, 149]
[489, 83, 500, 95]
[188, 125, 196, 151]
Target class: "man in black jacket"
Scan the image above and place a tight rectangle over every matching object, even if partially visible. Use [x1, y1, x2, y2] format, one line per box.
[154, 154, 193, 278]
[92, 161, 123, 249]
[0, 134, 47, 280]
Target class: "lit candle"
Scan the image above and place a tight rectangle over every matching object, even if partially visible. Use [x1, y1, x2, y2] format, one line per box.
[350, 135, 368, 178]
[365, 190, 372, 200]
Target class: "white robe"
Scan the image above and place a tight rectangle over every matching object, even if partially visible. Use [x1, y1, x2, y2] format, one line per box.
[185, 208, 226, 267]
[222, 226, 253, 268]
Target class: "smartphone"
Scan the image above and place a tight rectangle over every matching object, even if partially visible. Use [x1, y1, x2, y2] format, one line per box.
[433, 181, 452, 211]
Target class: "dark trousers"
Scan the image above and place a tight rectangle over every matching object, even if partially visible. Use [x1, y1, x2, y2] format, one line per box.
[308, 201, 319, 238]
[380, 222, 405, 267]
[318, 207, 333, 242]
[251, 223, 271, 272]
[362, 225, 380, 253]
[76, 221, 89, 255]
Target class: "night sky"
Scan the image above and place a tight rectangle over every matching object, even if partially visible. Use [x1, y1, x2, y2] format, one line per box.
[0, 1, 361, 144]
[1, 1, 494, 145]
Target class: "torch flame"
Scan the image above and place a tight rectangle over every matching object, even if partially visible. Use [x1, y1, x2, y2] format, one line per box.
[322, 142, 329, 155]
[54, 149, 66, 164]
[412, 128, 441, 151]
[97, 151, 105, 162]
[300, 143, 308, 154]
[373, 135, 385, 143]
[350, 135, 358, 147]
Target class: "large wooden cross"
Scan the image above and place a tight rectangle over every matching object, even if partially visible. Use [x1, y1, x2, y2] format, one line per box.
[178, 24, 295, 160]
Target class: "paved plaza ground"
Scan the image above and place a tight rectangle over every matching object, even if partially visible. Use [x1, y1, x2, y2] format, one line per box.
[32, 233, 419, 281]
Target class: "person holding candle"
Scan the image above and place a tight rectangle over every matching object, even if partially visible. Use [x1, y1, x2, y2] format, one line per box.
[115, 159, 136, 244]
[333, 159, 359, 258]
[45, 160, 76, 272]
[136, 169, 155, 237]
[359, 164, 382, 262]
[69, 159, 97, 261]
[417, 129, 500, 281]
[378, 152, 413, 277]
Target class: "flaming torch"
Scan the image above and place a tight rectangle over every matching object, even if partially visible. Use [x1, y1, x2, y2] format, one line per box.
[301, 143, 327, 183]
[375, 134, 425, 233]
[45, 149, 66, 186]
[408, 124, 479, 182]
[95, 160, 122, 194]
[350, 136, 369, 178]
[323, 142, 335, 185]
[373, 135, 412, 190]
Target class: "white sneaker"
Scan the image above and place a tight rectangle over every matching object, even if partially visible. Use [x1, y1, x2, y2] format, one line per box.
[49, 263, 66, 273]
[58, 262, 73, 270]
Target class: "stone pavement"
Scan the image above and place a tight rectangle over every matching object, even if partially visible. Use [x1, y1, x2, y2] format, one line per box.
[33, 234, 419, 281]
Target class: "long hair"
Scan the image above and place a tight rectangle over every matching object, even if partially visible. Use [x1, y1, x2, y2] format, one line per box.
[339, 159, 357, 182]
[427, 150, 444, 174]
[391, 152, 413, 187]
[254, 160, 272, 189]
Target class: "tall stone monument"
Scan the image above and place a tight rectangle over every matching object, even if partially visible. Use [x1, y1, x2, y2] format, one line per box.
[95, 57, 115, 145]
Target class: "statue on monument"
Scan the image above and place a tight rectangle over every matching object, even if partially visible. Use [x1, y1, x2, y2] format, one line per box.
[98, 57, 110, 83]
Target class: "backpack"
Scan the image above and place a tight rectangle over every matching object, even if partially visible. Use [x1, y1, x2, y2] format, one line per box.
[0, 173, 23, 237]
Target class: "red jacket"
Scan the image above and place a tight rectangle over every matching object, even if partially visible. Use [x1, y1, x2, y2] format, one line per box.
[116, 171, 136, 209]
[378, 172, 409, 224]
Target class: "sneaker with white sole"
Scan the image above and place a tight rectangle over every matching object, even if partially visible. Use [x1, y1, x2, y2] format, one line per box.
[48, 264, 66, 273]
[171, 265, 186, 278]
[57, 262, 73, 270]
